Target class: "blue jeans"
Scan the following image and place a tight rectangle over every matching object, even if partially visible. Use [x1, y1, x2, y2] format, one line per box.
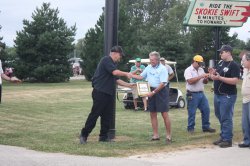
[242, 102, 250, 145]
[214, 94, 237, 141]
[186, 92, 210, 131]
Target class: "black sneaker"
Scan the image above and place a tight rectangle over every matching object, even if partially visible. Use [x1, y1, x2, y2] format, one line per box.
[187, 129, 194, 134]
[238, 143, 250, 148]
[219, 140, 232, 148]
[80, 135, 87, 144]
[203, 128, 216, 133]
[213, 138, 223, 145]
[99, 137, 115, 143]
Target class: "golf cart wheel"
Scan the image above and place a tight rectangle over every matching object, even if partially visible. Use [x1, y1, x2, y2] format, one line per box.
[177, 97, 185, 108]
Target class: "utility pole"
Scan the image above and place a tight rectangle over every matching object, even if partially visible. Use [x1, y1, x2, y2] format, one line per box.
[104, 0, 119, 139]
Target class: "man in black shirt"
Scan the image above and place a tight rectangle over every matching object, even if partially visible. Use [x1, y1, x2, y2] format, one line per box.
[80, 46, 133, 144]
[209, 45, 240, 148]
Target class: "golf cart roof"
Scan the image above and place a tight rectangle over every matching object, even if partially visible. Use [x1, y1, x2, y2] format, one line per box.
[129, 58, 176, 65]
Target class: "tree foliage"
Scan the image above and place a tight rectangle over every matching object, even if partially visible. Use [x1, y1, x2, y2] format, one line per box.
[78, 0, 247, 81]
[80, 13, 104, 81]
[14, 3, 76, 82]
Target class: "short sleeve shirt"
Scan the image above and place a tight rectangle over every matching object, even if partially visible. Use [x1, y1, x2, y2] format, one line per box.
[214, 60, 240, 95]
[130, 64, 145, 83]
[140, 63, 168, 88]
[184, 65, 205, 92]
[91, 56, 118, 96]
[165, 65, 174, 75]
[242, 68, 250, 103]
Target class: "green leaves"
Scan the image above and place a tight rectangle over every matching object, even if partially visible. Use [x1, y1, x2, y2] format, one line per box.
[14, 2, 76, 82]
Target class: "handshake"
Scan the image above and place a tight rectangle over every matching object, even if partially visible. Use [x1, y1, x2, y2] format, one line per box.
[126, 72, 143, 81]
[126, 72, 133, 79]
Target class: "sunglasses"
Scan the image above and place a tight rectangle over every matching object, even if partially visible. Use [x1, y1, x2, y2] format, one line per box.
[195, 61, 204, 66]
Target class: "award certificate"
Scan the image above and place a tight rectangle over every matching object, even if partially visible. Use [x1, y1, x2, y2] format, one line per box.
[136, 82, 150, 97]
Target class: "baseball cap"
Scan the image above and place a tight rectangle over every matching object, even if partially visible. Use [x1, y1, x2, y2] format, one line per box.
[110, 46, 125, 56]
[135, 58, 141, 62]
[160, 57, 165, 61]
[193, 55, 203, 62]
[217, 45, 233, 52]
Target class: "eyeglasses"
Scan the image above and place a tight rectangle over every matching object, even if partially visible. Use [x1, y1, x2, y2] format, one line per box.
[195, 61, 203, 66]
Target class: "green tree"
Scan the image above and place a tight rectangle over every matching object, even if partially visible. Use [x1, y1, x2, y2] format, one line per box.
[14, 3, 76, 82]
[245, 39, 250, 50]
[80, 0, 246, 81]
[1, 47, 17, 70]
[80, 14, 104, 81]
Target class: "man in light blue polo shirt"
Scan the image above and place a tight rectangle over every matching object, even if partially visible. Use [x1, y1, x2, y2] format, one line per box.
[131, 51, 172, 144]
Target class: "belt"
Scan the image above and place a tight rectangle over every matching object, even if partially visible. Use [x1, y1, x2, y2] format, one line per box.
[150, 87, 156, 91]
[187, 90, 203, 93]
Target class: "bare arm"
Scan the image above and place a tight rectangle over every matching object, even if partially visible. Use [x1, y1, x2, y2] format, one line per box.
[116, 79, 134, 88]
[168, 73, 175, 81]
[186, 73, 209, 85]
[112, 69, 131, 79]
[210, 73, 239, 85]
[130, 74, 144, 80]
[1, 74, 21, 83]
[147, 82, 166, 98]
[1, 73, 11, 81]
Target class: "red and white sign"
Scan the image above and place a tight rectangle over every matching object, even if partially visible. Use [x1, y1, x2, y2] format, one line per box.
[184, 0, 250, 27]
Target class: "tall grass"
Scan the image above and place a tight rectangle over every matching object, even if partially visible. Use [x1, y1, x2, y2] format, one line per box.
[0, 80, 243, 157]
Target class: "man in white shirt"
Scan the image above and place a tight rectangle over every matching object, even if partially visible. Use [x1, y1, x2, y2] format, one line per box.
[184, 55, 215, 134]
[160, 57, 174, 81]
[238, 52, 250, 148]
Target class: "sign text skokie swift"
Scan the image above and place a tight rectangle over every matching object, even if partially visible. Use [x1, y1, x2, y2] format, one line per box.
[183, 0, 250, 27]
[195, 8, 241, 16]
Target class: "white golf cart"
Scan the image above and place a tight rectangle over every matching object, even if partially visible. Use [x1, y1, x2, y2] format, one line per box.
[117, 58, 185, 109]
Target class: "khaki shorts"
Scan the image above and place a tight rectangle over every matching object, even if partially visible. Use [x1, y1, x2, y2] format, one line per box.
[131, 86, 139, 99]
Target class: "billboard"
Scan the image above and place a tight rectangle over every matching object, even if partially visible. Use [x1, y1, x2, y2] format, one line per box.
[183, 0, 250, 27]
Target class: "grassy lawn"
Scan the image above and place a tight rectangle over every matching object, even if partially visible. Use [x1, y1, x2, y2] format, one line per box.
[0, 80, 243, 157]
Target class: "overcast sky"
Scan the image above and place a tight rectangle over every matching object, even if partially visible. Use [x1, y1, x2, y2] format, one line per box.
[0, 0, 105, 47]
[0, 0, 250, 47]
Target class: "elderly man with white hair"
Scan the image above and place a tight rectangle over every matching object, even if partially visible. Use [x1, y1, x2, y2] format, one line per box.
[131, 51, 172, 144]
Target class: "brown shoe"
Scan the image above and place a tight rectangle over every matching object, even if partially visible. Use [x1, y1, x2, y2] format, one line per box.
[151, 137, 160, 141]
[213, 138, 223, 145]
[219, 140, 232, 148]
[166, 138, 172, 144]
[203, 128, 216, 133]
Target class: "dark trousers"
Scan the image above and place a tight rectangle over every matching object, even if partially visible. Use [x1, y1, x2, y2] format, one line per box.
[81, 89, 114, 139]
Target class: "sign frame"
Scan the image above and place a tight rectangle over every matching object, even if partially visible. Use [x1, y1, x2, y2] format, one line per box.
[136, 82, 151, 97]
[183, 0, 250, 27]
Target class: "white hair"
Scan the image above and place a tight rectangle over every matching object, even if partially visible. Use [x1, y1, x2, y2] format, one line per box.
[149, 51, 161, 60]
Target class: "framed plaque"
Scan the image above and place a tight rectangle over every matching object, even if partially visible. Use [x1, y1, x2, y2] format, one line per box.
[136, 82, 151, 97]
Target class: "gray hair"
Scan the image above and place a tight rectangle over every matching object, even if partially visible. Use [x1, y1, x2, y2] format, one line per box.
[246, 52, 250, 61]
[149, 51, 161, 60]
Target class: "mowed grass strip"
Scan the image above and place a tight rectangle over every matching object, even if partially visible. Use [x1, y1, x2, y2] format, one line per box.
[0, 80, 243, 157]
